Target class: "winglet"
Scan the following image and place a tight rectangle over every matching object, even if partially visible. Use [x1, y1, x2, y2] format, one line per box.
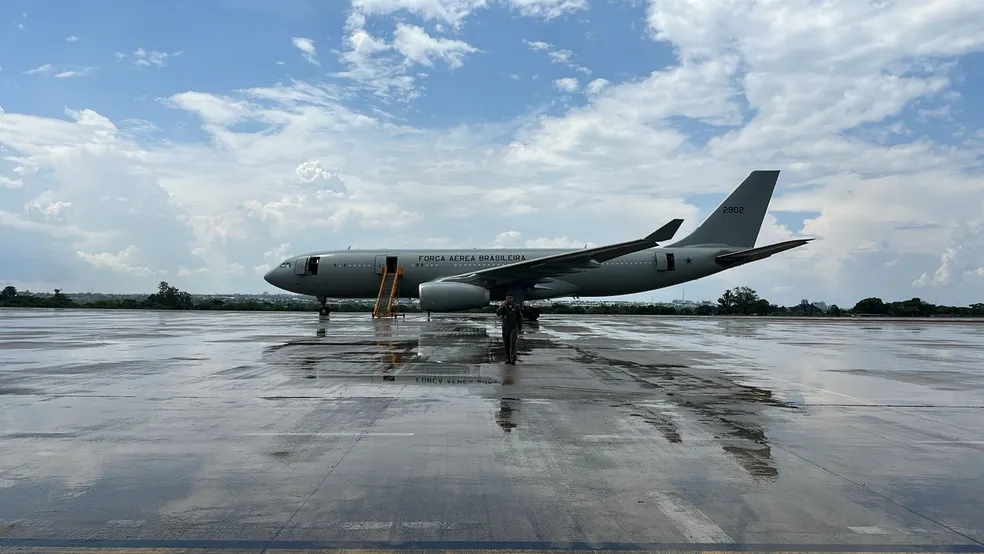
[644, 218, 685, 243]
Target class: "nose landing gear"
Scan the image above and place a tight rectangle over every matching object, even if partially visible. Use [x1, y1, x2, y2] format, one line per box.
[317, 296, 331, 317]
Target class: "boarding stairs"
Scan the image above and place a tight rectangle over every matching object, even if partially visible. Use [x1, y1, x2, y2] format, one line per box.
[373, 266, 405, 319]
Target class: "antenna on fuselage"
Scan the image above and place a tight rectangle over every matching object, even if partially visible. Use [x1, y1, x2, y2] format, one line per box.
[347, 245, 351, 250]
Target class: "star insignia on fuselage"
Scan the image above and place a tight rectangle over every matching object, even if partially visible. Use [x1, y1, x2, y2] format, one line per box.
[685, 257, 692, 264]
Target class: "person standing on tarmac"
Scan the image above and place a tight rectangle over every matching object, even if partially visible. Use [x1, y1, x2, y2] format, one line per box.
[496, 294, 523, 364]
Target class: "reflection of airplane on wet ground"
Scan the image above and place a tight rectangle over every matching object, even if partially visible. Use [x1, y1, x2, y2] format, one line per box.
[261, 316, 790, 480]
[263, 170, 813, 320]
[261, 318, 514, 383]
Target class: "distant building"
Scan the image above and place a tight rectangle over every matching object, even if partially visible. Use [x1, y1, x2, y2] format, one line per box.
[800, 298, 828, 312]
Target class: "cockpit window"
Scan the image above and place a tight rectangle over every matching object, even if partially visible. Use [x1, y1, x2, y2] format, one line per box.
[279, 262, 291, 268]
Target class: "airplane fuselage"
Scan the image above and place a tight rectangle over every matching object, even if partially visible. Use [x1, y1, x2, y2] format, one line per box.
[262, 170, 811, 311]
[264, 245, 734, 303]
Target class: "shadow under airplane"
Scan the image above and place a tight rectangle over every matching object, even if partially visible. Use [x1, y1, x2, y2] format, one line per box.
[261, 315, 519, 380]
[571, 347, 793, 481]
[261, 319, 419, 378]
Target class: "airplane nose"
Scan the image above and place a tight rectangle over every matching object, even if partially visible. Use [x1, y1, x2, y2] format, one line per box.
[264, 268, 277, 287]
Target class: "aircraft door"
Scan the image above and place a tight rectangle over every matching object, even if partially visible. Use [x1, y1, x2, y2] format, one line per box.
[655, 252, 669, 271]
[294, 256, 309, 275]
[374, 255, 387, 275]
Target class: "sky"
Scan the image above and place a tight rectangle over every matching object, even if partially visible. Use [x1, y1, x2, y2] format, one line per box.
[1, 0, 983, 308]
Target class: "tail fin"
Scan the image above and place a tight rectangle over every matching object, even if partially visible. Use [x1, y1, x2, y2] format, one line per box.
[668, 170, 780, 248]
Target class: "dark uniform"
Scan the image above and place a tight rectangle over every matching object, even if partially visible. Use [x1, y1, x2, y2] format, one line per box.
[496, 301, 523, 364]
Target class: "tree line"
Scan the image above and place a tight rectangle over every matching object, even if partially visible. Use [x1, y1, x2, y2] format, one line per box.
[2, 282, 983, 317]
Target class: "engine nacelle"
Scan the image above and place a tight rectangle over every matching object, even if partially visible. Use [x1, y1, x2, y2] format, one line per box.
[418, 282, 490, 312]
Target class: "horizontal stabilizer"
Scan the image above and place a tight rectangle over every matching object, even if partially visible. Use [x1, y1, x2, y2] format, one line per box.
[714, 239, 813, 267]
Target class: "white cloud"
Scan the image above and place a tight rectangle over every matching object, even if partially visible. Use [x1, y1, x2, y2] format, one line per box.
[116, 48, 181, 68]
[77, 245, 155, 276]
[0, 176, 23, 188]
[24, 64, 54, 75]
[292, 37, 319, 65]
[295, 160, 348, 194]
[27, 190, 72, 219]
[351, 0, 489, 27]
[506, 0, 587, 19]
[23, 64, 93, 78]
[331, 1, 581, 101]
[554, 77, 579, 93]
[55, 68, 94, 78]
[2, 0, 984, 306]
[585, 78, 609, 95]
[493, 230, 522, 247]
[913, 219, 984, 289]
[392, 24, 477, 69]
[523, 39, 591, 74]
[253, 243, 294, 276]
[492, 230, 595, 249]
[333, 13, 479, 100]
[179, 266, 209, 277]
[524, 236, 595, 248]
[65, 35, 78, 42]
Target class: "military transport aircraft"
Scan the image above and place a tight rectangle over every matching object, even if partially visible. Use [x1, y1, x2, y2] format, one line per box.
[263, 170, 812, 320]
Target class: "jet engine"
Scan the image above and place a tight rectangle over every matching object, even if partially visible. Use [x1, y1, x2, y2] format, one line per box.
[418, 282, 490, 312]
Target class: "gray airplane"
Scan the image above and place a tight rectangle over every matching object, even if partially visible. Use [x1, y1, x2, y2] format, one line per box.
[263, 170, 812, 319]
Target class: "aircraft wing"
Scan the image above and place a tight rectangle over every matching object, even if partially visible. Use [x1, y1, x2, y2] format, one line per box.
[434, 218, 684, 288]
[714, 238, 813, 268]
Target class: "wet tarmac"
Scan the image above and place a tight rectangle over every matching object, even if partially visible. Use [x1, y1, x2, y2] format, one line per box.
[1, 308, 983, 553]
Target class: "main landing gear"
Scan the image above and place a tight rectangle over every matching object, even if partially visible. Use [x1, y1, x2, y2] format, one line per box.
[522, 306, 540, 321]
[317, 296, 330, 317]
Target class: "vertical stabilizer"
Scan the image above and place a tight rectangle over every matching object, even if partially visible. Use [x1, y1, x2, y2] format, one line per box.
[668, 170, 780, 248]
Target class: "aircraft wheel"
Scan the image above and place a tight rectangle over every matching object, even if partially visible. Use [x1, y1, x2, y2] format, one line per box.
[319, 306, 331, 317]
[524, 307, 540, 321]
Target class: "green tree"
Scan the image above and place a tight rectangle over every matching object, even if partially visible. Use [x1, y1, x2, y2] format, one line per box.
[717, 289, 736, 313]
[852, 297, 887, 315]
[751, 298, 773, 315]
[894, 297, 934, 317]
[1, 286, 15, 299]
[145, 281, 193, 309]
[733, 286, 760, 314]
[718, 286, 762, 315]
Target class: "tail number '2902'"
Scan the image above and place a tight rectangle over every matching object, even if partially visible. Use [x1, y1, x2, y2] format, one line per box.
[722, 206, 744, 214]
